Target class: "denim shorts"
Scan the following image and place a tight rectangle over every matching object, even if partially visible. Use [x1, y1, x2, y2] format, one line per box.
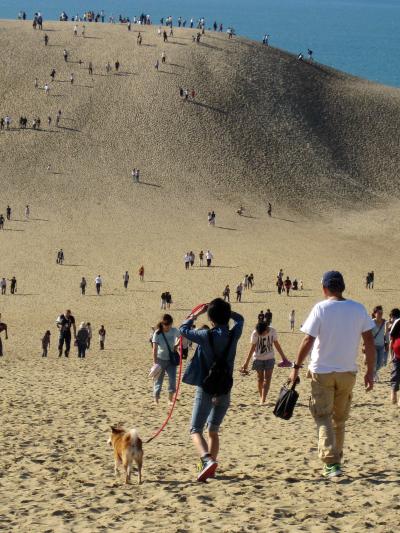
[190, 387, 230, 434]
[252, 358, 275, 371]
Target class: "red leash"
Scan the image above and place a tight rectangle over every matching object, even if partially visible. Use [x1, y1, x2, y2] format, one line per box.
[146, 337, 184, 444]
[145, 304, 208, 444]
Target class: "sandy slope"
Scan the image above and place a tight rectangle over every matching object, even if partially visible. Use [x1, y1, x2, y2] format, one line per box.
[0, 20, 400, 533]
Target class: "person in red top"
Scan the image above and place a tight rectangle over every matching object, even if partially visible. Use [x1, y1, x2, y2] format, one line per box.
[389, 308, 400, 405]
[139, 266, 144, 281]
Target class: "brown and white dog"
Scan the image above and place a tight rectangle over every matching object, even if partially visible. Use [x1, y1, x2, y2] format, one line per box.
[108, 426, 143, 484]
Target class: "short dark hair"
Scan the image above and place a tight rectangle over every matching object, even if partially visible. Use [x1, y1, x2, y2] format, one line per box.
[390, 308, 400, 320]
[256, 322, 268, 334]
[208, 298, 231, 325]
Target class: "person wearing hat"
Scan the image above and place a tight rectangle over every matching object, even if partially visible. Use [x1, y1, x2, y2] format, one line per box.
[76, 322, 89, 358]
[289, 271, 376, 479]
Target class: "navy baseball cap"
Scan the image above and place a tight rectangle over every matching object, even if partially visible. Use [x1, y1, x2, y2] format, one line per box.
[322, 271, 345, 292]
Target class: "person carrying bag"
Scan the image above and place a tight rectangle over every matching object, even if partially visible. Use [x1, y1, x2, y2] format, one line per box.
[151, 314, 181, 405]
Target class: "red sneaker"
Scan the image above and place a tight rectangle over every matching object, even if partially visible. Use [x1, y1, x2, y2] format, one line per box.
[197, 459, 218, 482]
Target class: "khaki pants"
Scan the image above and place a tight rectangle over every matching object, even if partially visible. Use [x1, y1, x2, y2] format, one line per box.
[308, 371, 356, 465]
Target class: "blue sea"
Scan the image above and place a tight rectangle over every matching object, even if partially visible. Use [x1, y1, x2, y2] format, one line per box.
[1, 0, 399, 87]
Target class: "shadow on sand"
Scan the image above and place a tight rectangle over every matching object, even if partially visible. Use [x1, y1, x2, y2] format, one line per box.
[188, 100, 227, 115]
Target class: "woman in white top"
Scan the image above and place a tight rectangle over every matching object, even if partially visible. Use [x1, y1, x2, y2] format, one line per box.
[241, 322, 289, 404]
[152, 314, 181, 405]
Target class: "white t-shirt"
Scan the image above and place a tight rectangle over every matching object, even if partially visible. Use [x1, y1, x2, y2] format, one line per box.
[206, 251, 213, 260]
[95, 277, 102, 285]
[301, 299, 374, 373]
[250, 327, 277, 360]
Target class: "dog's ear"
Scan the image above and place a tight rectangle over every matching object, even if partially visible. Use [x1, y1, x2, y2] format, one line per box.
[111, 425, 124, 433]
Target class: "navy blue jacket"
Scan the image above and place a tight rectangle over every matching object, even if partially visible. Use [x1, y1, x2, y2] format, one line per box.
[179, 312, 244, 387]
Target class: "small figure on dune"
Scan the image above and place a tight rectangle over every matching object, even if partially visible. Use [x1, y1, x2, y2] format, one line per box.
[9, 276, 17, 294]
[80, 276, 87, 295]
[236, 282, 243, 302]
[223, 285, 230, 302]
[284, 276, 292, 296]
[76, 322, 89, 358]
[267, 203, 272, 217]
[95, 274, 103, 295]
[139, 266, 144, 281]
[99, 325, 106, 350]
[25, 205, 30, 220]
[290, 310, 296, 332]
[44, 33, 48, 46]
[86, 323, 92, 349]
[42, 330, 51, 357]
[123, 271, 129, 289]
[0, 278, 6, 295]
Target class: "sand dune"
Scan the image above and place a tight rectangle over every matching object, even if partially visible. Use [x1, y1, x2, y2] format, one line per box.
[1, 20, 400, 532]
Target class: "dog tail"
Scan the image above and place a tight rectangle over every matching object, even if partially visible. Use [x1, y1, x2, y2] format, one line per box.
[125, 429, 143, 451]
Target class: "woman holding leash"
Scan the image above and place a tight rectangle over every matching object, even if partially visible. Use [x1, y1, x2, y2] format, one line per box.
[152, 314, 181, 405]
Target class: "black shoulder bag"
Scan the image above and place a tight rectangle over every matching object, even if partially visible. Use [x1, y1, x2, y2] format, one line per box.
[202, 330, 234, 396]
[161, 331, 180, 366]
[273, 378, 300, 420]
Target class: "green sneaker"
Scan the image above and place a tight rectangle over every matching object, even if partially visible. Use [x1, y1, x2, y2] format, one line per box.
[323, 463, 342, 478]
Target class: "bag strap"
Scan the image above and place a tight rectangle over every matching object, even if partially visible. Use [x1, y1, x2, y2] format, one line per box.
[373, 320, 385, 339]
[160, 331, 174, 356]
[207, 329, 233, 362]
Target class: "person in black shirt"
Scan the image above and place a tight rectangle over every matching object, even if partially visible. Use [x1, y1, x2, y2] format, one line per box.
[57, 309, 76, 357]
[6, 206, 11, 220]
[165, 291, 172, 309]
[9, 277, 17, 294]
[265, 309, 272, 326]
[258, 310, 265, 323]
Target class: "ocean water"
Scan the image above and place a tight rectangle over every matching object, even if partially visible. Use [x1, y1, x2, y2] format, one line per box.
[1, 0, 399, 87]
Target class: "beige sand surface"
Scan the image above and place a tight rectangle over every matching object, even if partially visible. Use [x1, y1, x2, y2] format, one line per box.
[0, 20, 399, 532]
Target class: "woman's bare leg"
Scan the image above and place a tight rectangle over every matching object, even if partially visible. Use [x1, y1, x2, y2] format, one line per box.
[261, 369, 274, 403]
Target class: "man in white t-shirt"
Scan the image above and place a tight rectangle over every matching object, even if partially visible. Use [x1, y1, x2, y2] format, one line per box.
[290, 271, 375, 479]
[95, 275, 103, 295]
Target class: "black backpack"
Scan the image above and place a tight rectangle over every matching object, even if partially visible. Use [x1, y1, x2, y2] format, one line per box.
[202, 330, 234, 396]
